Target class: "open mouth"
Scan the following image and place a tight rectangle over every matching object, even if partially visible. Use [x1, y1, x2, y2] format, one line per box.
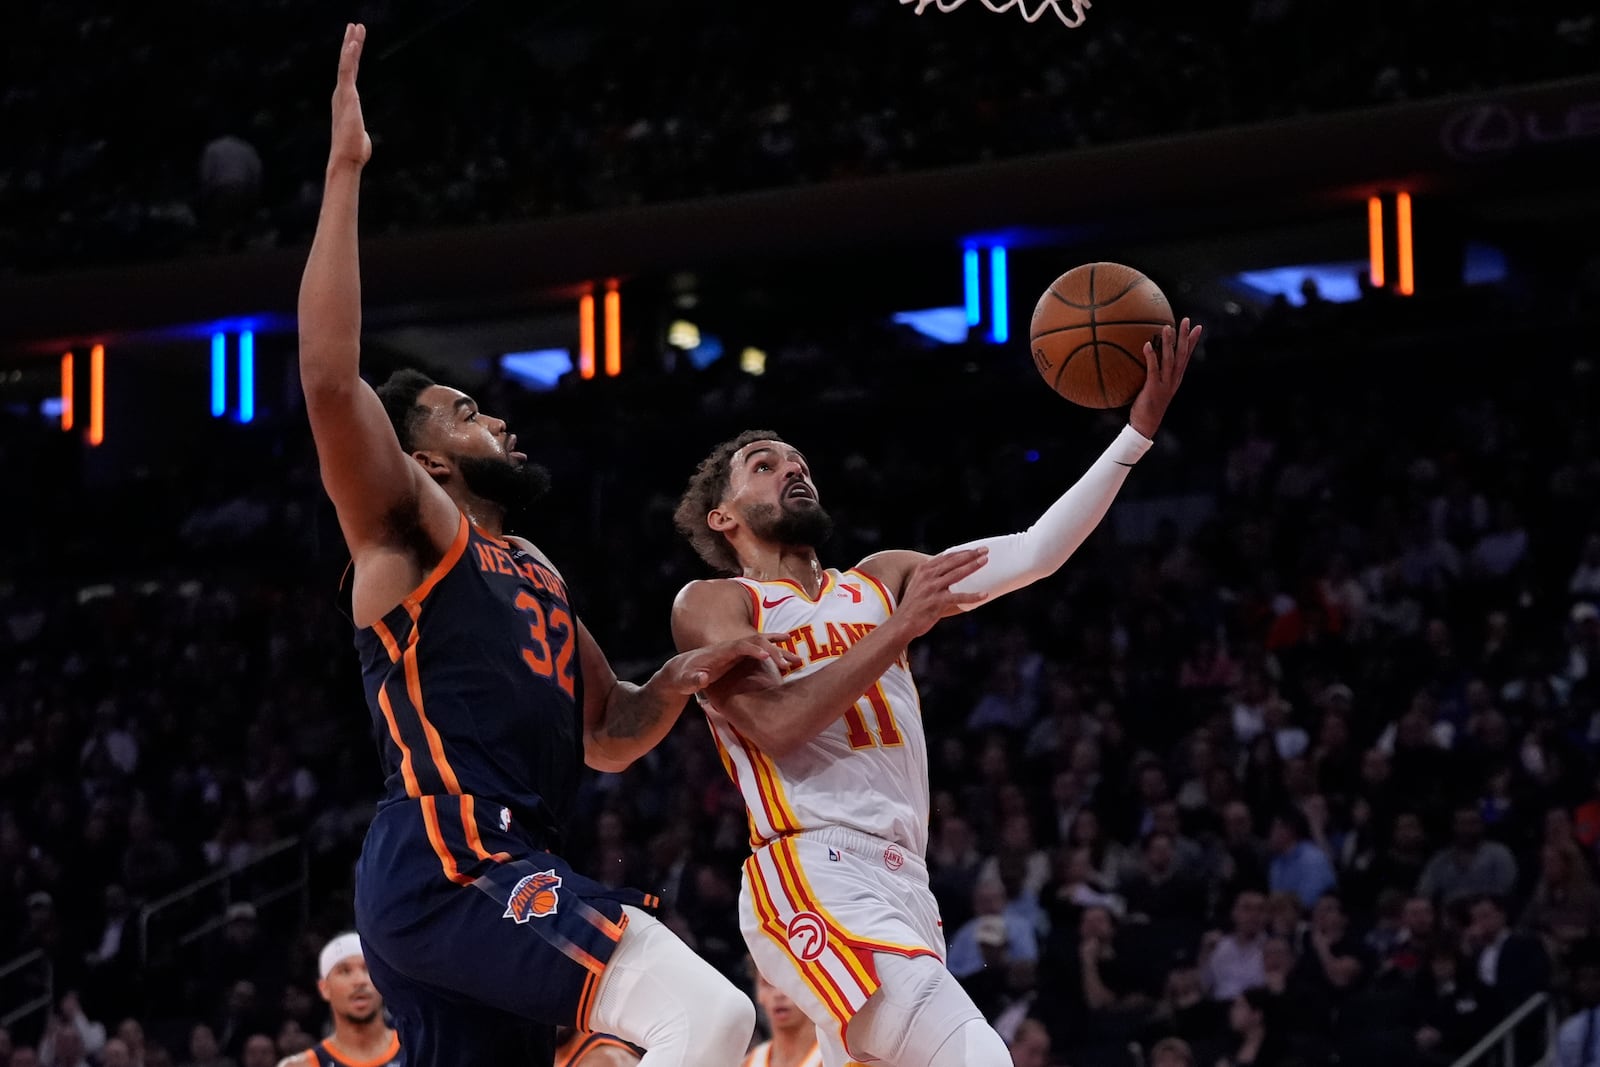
[507, 433, 527, 462]
[785, 482, 815, 501]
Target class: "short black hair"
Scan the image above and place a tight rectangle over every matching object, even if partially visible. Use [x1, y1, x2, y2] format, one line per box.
[674, 429, 784, 575]
[1471, 893, 1510, 918]
[1273, 808, 1310, 841]
[375, 369, 437, 453]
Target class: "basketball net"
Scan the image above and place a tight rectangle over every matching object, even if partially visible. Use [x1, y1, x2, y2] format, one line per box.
[898, 0, 1091, 28]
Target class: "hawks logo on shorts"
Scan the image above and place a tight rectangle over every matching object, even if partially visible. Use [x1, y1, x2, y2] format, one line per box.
[787, 912, 828, 961]
[504, 870, 562, 923]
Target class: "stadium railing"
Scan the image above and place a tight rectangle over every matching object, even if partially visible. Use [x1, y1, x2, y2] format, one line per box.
[1448, 993, 1559, 1067]
[137, 836, 309, 968]
[0, 949, 52, 1036]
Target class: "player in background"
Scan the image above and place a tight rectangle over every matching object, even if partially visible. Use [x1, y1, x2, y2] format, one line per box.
[278, 934, 401, 1067]
[672, 320, 1200, 1067]
[744, 970, 823, 1067]
[301, 25, 793, 1067]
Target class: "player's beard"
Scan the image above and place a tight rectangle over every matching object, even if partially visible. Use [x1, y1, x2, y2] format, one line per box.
[456, 454, 552, 529]
[745, 499, 833, 548]
[339, 1008, 381, 1026]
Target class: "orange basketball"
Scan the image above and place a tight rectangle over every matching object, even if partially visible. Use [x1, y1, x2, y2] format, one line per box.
[531, 889, 558, 915]
[1029, 263, 1174, 409]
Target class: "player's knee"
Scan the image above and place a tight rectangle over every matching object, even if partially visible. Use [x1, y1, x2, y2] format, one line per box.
[698, 976, 756, 1059]
[926, 1017, 1012, 1067]
[851, 956, 1008, 1067]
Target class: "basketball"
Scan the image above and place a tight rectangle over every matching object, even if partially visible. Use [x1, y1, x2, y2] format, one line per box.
[1029, 263, 1175, 409]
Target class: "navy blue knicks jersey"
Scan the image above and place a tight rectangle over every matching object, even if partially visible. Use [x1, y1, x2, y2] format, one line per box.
[353, 514, 584, 859]
[294, 1033, 403, 1067]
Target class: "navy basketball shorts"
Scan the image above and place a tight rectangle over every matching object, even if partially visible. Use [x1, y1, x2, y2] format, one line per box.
[354, 797, 657, 1066]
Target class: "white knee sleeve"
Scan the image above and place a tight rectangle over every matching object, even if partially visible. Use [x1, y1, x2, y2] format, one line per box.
[844, 955, 1009, 1067]
[587, 906, 755, 1067]
[926, 1018, 1013, 1067]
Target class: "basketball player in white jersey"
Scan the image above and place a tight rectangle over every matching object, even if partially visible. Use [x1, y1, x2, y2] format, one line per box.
[745, 969, 824, 1067]
[670, 320, 1200, 1067]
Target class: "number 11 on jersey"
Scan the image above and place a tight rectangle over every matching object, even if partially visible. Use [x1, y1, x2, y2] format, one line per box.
[844, 682, 903, 750]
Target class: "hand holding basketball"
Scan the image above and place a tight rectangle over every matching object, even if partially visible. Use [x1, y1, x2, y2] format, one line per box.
[1129, 318, 1201, 439]
[329, 23, 372, 172]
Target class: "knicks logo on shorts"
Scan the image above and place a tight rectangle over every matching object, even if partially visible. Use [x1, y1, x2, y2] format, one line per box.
[504, 870, 562, 923]
[787, 912, 827, 962]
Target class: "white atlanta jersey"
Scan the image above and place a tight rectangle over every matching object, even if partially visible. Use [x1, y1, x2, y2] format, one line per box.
[702, 567, 930, 857]
[741, 1038, 823, 1067]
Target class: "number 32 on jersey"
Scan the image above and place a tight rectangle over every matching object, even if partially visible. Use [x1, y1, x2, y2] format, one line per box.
[513, 590, 577, 699]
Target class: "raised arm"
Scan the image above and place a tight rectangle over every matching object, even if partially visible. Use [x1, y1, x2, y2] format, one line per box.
[574, 618, 802, 773]
[867, 319, 1201, 608]
[298, 25, 431, 550]
[671, 550, 988, 760]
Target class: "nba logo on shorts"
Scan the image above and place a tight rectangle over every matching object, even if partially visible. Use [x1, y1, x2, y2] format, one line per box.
[827, 847, 843, 863]
[883, 845, 905, 872]
[504, 870, 562, 923]
[498, 806, 512, 831]
[787, 912, 827, 962]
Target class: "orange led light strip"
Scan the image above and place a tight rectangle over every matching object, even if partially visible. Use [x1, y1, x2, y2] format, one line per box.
[578, 293, 596, 380]
[88, 344, 105, 446]
[61, 352, 74, 431]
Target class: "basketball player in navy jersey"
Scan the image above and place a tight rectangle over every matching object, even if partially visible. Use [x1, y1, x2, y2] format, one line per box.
[278, 934, 401, 1067]
[300, 25, 793, 1067]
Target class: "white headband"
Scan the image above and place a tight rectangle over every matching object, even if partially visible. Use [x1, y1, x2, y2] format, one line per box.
[318, 933, 364, 980]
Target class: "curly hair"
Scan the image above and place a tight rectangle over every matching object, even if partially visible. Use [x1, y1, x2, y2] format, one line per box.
[673, 429, 784, 575]
[375, 368, 437, 453]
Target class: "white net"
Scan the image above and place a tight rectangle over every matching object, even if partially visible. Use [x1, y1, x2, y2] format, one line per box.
[898, 0, 1092, 27]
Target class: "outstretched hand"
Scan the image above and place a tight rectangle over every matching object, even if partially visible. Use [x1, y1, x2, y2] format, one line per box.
[661, 634, 804, 695]
[897, 548, 990, 636]
[329, 23, 372, 171]
[1129, 317, 1201, 439]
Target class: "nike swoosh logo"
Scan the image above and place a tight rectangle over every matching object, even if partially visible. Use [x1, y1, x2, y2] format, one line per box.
[762, 595, 796, 609]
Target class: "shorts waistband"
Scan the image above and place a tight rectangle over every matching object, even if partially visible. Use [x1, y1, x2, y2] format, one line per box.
[772, 826, 927, 880]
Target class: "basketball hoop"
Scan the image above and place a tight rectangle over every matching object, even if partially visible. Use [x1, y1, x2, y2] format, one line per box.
[898, 0, 1092, 28]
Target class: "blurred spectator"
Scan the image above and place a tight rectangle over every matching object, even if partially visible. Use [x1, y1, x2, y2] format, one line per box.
[1266, 809, 1337, 909]
[1217, 989, 1290, 1067]
[37, 994, 105, 1067]
[197, 132, 262, 245]
[949, 878, 1038, 981]
[1556, 939, 1600, 1067]
[239, 1035, 274, 1067]
[180, 1024, 234, 1067]
[1522, 842, 1600, 959]
[1200, 891, 1268, 1002]
[1006, 1017, 1050, 1067]
[1419, 808, 1519, 907]
[1468, 894, 1551, 1019]
[1412, 942, 1488, 1066]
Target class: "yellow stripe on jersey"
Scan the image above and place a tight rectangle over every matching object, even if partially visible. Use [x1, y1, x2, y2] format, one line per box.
[745, 854, 856, 1026]
[707, 721, 763, 848]
[769, 838, 878, 999]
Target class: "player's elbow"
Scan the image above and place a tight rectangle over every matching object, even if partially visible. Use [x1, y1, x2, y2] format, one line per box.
[723, 703, 802, 761]
[755, 731, 804, 762]
[582, 735, 635, 774]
